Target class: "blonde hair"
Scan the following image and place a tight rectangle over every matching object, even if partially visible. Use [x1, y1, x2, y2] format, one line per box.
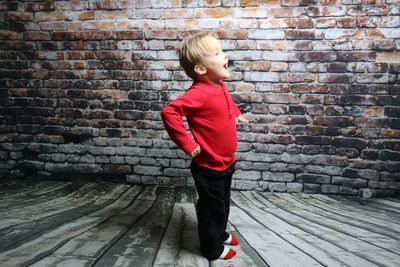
[178, 31, 217, 79]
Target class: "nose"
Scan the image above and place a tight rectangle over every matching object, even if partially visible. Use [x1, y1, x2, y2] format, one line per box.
[224, 52, 228, 59]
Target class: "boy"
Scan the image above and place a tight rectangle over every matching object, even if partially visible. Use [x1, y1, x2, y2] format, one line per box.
[161, 31, 248, 261]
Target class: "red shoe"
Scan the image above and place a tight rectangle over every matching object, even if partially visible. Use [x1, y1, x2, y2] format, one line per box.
[223, 234, 239, 246]
[219, 247, 236, 260]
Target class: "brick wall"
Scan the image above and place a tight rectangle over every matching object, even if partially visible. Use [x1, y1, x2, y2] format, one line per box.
[0, 0, 399, 196]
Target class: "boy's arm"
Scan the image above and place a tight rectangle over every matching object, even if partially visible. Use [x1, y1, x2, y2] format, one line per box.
[160, 92, 203, 156]
[230, 96, 249, 123]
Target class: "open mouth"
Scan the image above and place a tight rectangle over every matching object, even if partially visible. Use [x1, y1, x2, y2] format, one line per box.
[223, 63, 228, 69]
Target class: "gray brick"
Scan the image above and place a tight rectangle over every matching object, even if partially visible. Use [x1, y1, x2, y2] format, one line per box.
[163, 168, 191, 178]
[80, 155, 96, 164]
[147, 148, 177, 158]
[287, 183, 303, 193]
[110, 156, 125, 164]
[134, 166, 162, 176]
[234, 180, 258, 191]
[88, 147, 116, 156]
[297, 174, 331, 184]
[268, 182, 287, 193]
[263, 172, 294, 182]
[141, 176, 157, 185]
[322, 185, 339, 194]
[117, 147, 146, 156]
[125, 157, 140, 165]
[157, 176, 172, 186]
[171, 159, 189, 168]
[126, 174, 141, 184]
[104, 165, 131, 174]
[234, 170, 261, 181]
[96, 156, 110, 164]
[304, 184, 322, 194]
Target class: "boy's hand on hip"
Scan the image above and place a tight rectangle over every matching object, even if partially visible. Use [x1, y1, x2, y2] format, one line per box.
[235, 115, 249, 124]
[190, 145, 201, 158]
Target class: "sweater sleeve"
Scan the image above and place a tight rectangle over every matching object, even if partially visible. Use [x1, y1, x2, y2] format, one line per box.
[232, 100, 241, 117]
[160, 90, 204, 155]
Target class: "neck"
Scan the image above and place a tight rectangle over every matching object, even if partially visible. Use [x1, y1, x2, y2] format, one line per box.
[195, 77, 221, 86]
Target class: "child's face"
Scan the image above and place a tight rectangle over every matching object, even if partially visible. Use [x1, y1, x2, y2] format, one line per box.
[198, 36, 230, 85]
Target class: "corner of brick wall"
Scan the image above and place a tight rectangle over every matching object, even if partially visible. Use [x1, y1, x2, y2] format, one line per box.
[0, 0, 399, 196]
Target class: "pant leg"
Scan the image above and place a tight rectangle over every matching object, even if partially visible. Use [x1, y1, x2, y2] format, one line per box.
[221, 163, 235, 242]
[190, 162, 235, 260]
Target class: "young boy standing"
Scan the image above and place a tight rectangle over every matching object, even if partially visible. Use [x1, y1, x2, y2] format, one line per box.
[161, 31, 248, 261]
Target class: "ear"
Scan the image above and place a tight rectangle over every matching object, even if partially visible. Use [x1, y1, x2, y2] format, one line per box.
[194, 64, 207, 76]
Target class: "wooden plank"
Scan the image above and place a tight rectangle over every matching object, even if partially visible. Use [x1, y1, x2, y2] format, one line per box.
[175, 186, 195, 203]
[153, 202, 209, 267]
[350, 198, 400, 214]
[265, 193, 400, 253]
[290, 193, 400, 234]
[229, 209, 323, 266]
[30, 187, 157, 266]
[276, 193, 400, 242]
[0, 181, 71, 209]
[30, 256, 95, 267]
[254, 192, 400, 267]
[233, 191, 379, 267]
[5, 183, 110, 220]
[0, 184, 131, 252]
[92, 187, 176, 267]
[309, 194, 400, 224]
[211, 222, 269, 267]
[0, 218, 32, 231]
[0, 185, 142, 266]
[0, 182, 96, 217]
[368, 199, 400, 209]
[230, 191, 325, 267]
[0, 180, 55, 197]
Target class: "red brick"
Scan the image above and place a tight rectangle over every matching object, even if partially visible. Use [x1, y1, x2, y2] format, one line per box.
[299, 52, 336, 62]
[35, 11, 67, 22]
[71, 41, 85, 50]
[337, 52, 376, 62]
[286, 30, 322, 40]
[381, 129, 400, 139]
[268, 7, 306, 18]
[336, 17, 358, 28]
[23, 32, 50, 40]
[241, 0, 259, 6]
[5, 11, 33, 21]
[280, 73, 315, 83]
[373, 40, 395, 51]
[314, 116, 354, 127]
[363, 106, 384, 117]
[319, 73, 352, 83]
[279, 115, 309, 125]
[270, 62, 288, 72]
[281, 0, 300, 6]
[52, 30, 143, 40]
[297, 18, 314, 28]
[376, 52, 400, 62]
[196, 8, 231, 18]
[264, 93, 300, 104]
[325, 106, 344, 116]
[214, 30, 247, 39]
[251, 103, 269, 113]
[79, 11, 94, 20]
[291, 84, 329, 93]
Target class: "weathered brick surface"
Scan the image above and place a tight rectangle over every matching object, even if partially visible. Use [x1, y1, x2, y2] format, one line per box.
[0, 1, 399, 196]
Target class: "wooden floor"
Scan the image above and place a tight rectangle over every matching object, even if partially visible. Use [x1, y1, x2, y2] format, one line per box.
[0, 180, 399, 267]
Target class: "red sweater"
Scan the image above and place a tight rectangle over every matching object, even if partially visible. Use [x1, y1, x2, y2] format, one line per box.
[161, 81, 241, 171]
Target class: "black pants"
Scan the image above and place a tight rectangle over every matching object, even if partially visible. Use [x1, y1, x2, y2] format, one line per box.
[190, 162, 235, 261]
